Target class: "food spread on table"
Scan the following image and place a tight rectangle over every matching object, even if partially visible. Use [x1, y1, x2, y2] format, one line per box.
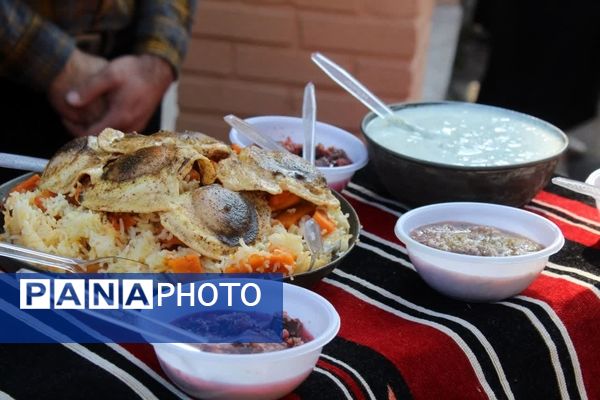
[1, 128, 351, 275]
[410, 221, 544, 256]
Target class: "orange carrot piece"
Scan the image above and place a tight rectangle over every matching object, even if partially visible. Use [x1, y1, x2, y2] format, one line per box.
[268, 191, 302, 211]
[108, 213, 136, 231]
[166, 254, 203, 273]
[10, 174, 41, 193]
[231, 143, 242, 154]
[275, 203, 316, 229]
[313, 209, 336, 235]
[269, 248, 295, 266]
[33, 189, 56, 212]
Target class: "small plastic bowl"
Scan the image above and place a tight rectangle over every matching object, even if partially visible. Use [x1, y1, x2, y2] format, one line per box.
[148, 282, 340, 400]
[394, 202, 564, 302]
[585, 168, 600, 211]
[229, 116, 368, 191]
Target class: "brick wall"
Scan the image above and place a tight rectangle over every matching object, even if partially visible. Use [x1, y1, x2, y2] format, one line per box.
[177, 0, 435, 142]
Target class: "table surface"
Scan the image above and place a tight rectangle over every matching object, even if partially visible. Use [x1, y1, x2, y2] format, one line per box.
[1, 165, 600, 400]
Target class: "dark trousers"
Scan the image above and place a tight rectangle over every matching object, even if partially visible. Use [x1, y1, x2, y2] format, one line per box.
[475, 0, 600, 131]
[0, 79, 161, 184]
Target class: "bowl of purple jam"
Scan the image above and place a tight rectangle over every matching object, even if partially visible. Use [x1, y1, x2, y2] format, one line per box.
[229, 116, 368, 191]
[146, 282, 340, 400]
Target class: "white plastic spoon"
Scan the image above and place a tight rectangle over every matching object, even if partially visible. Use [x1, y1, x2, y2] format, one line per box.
[302, 82, 317, 165]
[552, 177, 600, 199]
[0, 152, 48, 172]
[310, 52, 433, 137]
[223, 114, 288, 153]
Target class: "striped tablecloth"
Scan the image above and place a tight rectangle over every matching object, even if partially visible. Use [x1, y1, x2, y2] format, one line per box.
[1, 165, 600, 400]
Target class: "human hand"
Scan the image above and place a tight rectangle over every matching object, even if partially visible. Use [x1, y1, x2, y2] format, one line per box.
[48, 48, 108, 135]
[65, 54, 174, 136]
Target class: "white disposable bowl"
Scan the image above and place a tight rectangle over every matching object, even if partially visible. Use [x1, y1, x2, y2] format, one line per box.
[229, 116, 368, 191]
[148, 283, 340, 400]
[395, 202, 564, 302]
[585, 168, 600, 211]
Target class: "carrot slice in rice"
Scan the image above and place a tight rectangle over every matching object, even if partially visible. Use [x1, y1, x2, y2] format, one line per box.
[10, 174, 41, 193]
[313, 209, 336, 235]
[33, 189, 56, 212]
[108, 213, 137, 231]
[166, 254, 203, 273]
[268, 191, 302, 211]
[275, 203, 316, 229]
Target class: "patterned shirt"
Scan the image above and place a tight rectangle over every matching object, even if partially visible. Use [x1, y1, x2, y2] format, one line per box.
[0, 0, 196, 90]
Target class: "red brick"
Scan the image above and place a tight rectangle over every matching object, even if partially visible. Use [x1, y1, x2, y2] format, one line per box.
[179, 76, 296, 116]
[292, 0, 359, 13]
[193, 1, 295, 45]
[299, 12, 417, 57]
[360, 0, 421, 18]
[182, 39, 234, 75]
[177, 112, 231, 142]
[355, 58, 412, 98]
[235, 45, 354, 88]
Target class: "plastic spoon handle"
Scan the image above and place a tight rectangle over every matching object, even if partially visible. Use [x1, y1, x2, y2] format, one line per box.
[0, 152, 48, 172]
[311, 52, 394, 119]
[224, 114, 288, 153]
[302, 82, 317, 164]
[302, 217, 323, 271]
[552, 177, 600, 199]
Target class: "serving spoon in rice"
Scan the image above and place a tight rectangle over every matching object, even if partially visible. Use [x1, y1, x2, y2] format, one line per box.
[0, 241, 148, 273]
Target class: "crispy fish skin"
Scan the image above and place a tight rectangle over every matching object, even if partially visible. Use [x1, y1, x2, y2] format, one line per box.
[217, 146, 339, 208]
[39, 136, 110, 195]
[97, 128, 231, 161]
[159, 186, 271, 259]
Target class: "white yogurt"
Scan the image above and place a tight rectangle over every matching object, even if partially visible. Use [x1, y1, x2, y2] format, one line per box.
[365, 103, 567, 167]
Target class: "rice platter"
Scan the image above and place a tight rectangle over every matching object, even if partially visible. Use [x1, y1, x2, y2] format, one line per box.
[1, 129, 351, 275]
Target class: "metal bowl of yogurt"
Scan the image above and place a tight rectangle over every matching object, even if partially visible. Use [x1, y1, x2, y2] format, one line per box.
[361, 101, 568, 206]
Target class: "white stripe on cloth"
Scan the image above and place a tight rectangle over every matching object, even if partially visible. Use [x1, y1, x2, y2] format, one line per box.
[320, 353, 377, 400]
[313, 367, 353, 400]
[341, 190, 403, 218]
[0, 298, 158, 400]
[515, 296, 588, 400]
[322, 277, 501, 400]
[347, 182, 410, 211]
[546, 262, 600, 284]
[357, 242, 415, 271]
[543, 271, 600, 301]
[498, 301, 573, 400]
[531, 199, 600, 229]
[525, 205, 600, 236]
[0, 390, 16, 400]
[360, 230, 407, 255]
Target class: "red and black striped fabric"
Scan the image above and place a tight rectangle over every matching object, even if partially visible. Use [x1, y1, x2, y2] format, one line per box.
[1, 165, 600, 400]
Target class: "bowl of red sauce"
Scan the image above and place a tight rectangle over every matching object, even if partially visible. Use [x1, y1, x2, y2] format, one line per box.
[146, 282, 340, 400]
[229, 116, 368, 191]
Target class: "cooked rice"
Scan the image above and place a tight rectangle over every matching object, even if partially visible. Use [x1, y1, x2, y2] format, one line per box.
[2, 188, 351, 274]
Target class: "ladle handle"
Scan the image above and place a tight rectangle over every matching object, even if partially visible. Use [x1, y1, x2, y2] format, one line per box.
[311, 52, 394, 119]
[0, 152, 48, 172]
[552, 177, 600, 199]
[302, 82, 317, 165]
[224, 114, 288, 153]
